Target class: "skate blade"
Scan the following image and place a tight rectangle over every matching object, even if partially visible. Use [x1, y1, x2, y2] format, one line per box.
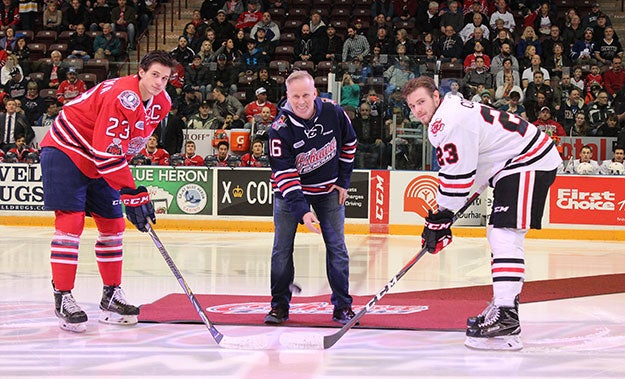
[59, 319, 87, 333]
[99, 311, 138, 325]
[464, 335, 523, 351]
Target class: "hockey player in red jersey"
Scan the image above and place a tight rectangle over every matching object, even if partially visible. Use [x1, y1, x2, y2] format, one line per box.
[139, 134, 171, 165]
[40, 50, 176, 333]
[240, 138, 268, 167]
[402, 76, 561, 350]
[182, 140, 205, 166]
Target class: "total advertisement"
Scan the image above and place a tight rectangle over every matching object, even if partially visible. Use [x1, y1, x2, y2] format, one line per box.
[132, 166, 213, 215]
[388, 172, 486, 226]
[549, 175, 625, 226]
[0, 163, 44, 211]
[216, 169, 369, 218]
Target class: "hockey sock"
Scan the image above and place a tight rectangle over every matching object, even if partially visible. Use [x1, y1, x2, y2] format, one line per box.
[51, 210, 85, 291]
[487, 226, 527, 308]
[93, 214, 125, 287]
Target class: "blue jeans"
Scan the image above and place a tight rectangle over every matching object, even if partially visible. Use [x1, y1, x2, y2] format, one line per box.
[270, 191, 352, 311]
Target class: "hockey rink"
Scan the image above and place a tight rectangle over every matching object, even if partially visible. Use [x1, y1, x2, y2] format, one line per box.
[1, 225, 624, 378]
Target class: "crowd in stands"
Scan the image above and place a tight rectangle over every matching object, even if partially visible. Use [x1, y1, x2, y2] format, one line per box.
[1, 0, 625, 173]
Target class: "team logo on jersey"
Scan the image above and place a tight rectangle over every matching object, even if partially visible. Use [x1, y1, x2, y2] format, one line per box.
[304, 123, 324, 139]
[135, 121, 145, 131]
[118, 90, 140, 111]
[430, 118, 445, 135]
[106, 138, 123, 155]
[404, 176, 439, 218]
[295, 137, 336, 174]
[271, 115, 287, 130]
[127, 136, 149, 155]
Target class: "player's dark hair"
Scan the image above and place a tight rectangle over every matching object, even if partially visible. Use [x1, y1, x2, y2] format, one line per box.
[217, 141, 229, 149]
[138, 50, 176, 73]
[401, 76, 438, 99]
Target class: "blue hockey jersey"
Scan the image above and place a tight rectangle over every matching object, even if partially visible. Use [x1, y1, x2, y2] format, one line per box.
[269, 97, 357, 222]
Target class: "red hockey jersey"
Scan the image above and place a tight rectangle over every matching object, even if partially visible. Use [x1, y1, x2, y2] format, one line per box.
[41, 75, 172, 190]
[140, 147, 170, 165]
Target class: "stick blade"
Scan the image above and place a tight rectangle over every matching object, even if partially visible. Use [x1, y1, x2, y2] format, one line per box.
[219, 334, 271, 350]
[279, 332, 325, 350]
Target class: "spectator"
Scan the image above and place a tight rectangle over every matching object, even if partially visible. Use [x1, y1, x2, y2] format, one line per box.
[22, 81, 45, 126]
[565, 144, 600, 174]
[12, 37, 30, 76]
[155, 104, 185, 155]
[595, 112, 622, 137]
[93, 23, 122, 62]
[558, 87, 588, 134]
[599, 146, 625, 174]
[384, 56, 415, 96]
[0, 0, 19, 32]
[463, 27, 491, 60]
[516, 26, 542, 58]
[187, 100, 217, 129]
[592, 13, 615, 44]
[139, 134, 171, 165]
[185, 54, 209, 101]
[36, 99, 61, 128]
[370, 26, 393, 55]
[41, 50, 67, 90]
[462, 56, 493, 97]
[491, 42, 519, 76]
[353, 101, 384, 169]
[4, 68, 27, 101]
[212, 86, 244, 128]
[562, 13, 584, 50]
[0, 53, 21, 86]
[526, 71, 554, 118]
[252, 28, 273, 60]
[435, 25, 463, 62]
[177, 86, 200, 123]
[221, 0, 244, 22]
[459, 13, 490, 43]
[493, 71, 523, 107]
[89, 0, 111, 32]
[210, 54, 237, 95]
[245, 86, 277, 123]
[181, 22, 201, 53]
[462, 0, 488, 26]
[587, 89, 615, 134]
[392, 0, 418, 24]
[553, 72, 576, 112]
[340, 74, 361, 109]
[571, 65, 585, 91]
[0, 25, 15, 51]
[200, 0, 224, 21]
[569, 111, 592, 136]
[571, 28, 597, 65]
[43, 0, 63, 32]
[248, 105, 274, 139]
[0, 97, 33, 152]
[63, 0, 88, 32]
[368, 13, 393, 44]
[498, 90, 527, 119]
[67, 24, 93, 63]
[594, 26, 623, 67]
[440, 1, 464, 37]
[212, 10, 237, 47]
[182, 140, 205, 166]
[110, 0, 137, 50]
[324, 24, 344, 64]
[581, 2, 610, 30]
[250, 12, 281, 44]
[371, 1, 393, 22]
[171, 36, 195, 65]
[415, 1, 440, 35]
[240, 38, 267, 75]
[494, 57, 520, 88]
[56, 67, 87, 104]
[189, 10, 208, 41]
[521, 54, 550, 89]
[240, 138, 268, 167]
[604, 57, 625, 97]
[534, 2, 557, 38]
[235, 0, 262, 31]
[490, 28, 515, 58]
[489, 0, 515, 34]
[197, 40, 215, 64]
[342, 26, 370, 62]
[584, 63, 604, 93]
[463, 41, 490, 73]
[213, 38, 242, 68]
[542, 25, 567, 63]
[535, 106, 566, 137]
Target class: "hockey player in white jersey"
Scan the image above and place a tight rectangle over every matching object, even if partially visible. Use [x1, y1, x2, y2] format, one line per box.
[564, 144, 601, 175]
[599, 146, 624, 175]
[402, 77, 561, 350]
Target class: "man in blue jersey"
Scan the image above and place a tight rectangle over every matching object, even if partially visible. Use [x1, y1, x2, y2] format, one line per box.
[265, 70, 358, 325]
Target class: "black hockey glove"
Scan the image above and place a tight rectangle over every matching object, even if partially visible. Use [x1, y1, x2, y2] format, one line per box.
[120, 186, 155, 232]
[421, 209, 454, 254]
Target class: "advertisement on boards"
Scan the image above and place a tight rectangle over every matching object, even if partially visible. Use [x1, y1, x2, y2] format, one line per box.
[132, 166, 213, 215]
[389, 172, 486, 226]
[0, 163, 44, 210]
[549, 175, 625, 226]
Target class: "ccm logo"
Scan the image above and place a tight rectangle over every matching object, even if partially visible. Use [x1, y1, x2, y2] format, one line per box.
[374, 175, 384, 221]
[121, 195, 150, 206]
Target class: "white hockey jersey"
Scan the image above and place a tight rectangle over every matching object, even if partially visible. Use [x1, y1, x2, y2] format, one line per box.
[429, 96, 561, 211]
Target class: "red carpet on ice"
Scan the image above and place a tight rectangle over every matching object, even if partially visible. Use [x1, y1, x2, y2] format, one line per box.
[138, 274, 625, 331]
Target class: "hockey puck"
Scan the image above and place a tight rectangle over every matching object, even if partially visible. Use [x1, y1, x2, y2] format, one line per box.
[289, 283, 302, 294]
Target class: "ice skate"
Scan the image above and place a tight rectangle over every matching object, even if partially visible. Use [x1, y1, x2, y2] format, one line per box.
[54, 289, 88, 333]
[465, 300, 523, 351]
[99, 286, 140, 325]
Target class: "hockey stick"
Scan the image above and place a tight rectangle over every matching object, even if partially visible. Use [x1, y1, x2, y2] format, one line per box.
[146, 224, 270, 349]
[279, 185, 487, 350]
